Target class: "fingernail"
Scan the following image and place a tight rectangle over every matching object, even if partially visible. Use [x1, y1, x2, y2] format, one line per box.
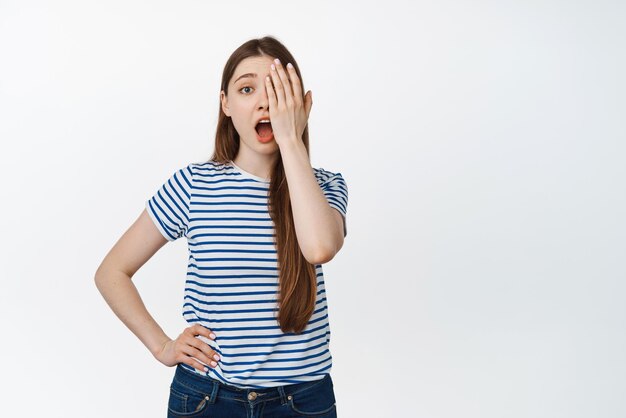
[214, 354, 220, 361]
[274, 58, 280, 64]
[211, 361, 217, 367]
[204, 366, 209, 372]
[210, 333, 216, 339]
[287, 63, 293, 69]
[271, 63, 275, 71]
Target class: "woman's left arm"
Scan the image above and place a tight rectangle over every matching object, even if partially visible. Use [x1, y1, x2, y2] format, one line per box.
[280, 140, 344, 264]
[265, 58, 344, 264]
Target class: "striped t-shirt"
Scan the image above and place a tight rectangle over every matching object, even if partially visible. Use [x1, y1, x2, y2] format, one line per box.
[145, 159, 348, 389]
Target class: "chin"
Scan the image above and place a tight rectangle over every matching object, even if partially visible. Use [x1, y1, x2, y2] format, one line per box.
[238, 142, 277, 159]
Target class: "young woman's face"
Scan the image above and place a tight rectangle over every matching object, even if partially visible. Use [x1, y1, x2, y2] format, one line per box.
[220, 55, 279, 156]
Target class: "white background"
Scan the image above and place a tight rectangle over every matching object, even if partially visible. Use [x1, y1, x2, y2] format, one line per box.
[1, 0, 625, 417]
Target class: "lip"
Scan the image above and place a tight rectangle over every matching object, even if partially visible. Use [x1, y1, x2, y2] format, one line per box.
[254, 116, 272, 126]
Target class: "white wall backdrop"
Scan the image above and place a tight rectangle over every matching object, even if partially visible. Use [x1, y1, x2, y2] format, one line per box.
[1, 0, 624, 417]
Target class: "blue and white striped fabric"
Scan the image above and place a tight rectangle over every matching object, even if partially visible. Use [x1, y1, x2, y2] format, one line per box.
[145, 159, 348, 389]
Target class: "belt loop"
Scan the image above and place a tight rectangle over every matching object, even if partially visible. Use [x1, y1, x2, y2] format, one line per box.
[277, 384, 288, 405]
[208, 379, 219, 404]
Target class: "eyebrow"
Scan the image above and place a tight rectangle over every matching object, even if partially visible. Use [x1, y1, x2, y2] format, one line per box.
[233, 73, 261, 84]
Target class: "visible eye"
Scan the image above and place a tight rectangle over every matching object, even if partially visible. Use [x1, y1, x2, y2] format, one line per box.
[239, 86, 253, 94]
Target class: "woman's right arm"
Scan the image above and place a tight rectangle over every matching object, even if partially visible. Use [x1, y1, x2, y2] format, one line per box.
[94, 208, 221, 372]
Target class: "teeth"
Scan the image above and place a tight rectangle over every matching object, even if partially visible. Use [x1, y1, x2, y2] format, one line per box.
[259, 120, 270, 123]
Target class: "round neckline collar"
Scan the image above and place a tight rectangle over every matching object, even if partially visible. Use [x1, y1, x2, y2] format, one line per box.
[229, 160, 271, 183]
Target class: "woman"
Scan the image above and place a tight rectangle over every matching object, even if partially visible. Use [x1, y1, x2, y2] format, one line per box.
[95, 35, 348, 417]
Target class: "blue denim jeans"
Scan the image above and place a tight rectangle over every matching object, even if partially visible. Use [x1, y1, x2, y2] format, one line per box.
[167, 363, 338, 417]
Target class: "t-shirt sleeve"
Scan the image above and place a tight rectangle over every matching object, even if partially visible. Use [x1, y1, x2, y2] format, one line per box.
[316, 168, 349, 238]
[145, 164, 194, 242]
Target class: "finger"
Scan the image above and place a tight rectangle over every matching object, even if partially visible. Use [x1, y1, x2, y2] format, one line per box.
[187, 324, 216, 342]
[183, 343, 219, 368]
[285, 63, 303, 105]
[185, 334, 221, 362]
[184, 343, 213, 367]
[304, 90, 313, 119]
[194, 324, 217, 340]
[265, 74, 277, 109]
[270, 61, 285, 106]
[181, 356, 210, 374]
[174, 348, 210, 373]
[274, 59, 294, 106]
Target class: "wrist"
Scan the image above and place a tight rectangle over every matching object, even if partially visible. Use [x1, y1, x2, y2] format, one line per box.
[278, 135, 304, 153]
[150, 336, 172, 357]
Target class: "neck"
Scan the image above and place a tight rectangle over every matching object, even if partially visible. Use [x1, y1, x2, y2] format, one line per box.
[232, 152, 278, 181]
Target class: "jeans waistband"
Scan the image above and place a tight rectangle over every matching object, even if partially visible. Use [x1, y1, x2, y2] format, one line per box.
[173, 363, 331, 405]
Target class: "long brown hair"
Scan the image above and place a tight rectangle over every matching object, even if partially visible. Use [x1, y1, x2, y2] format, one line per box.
[209, 36, 316, 334]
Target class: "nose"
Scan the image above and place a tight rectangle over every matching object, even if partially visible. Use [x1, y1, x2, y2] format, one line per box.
[258, 75, 271, 109]
[258, 92, 269, 110]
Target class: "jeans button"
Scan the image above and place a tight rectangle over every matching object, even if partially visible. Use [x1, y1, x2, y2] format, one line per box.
[248, 392, 257, 401]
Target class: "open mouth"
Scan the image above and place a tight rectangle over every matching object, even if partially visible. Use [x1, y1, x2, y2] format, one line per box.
[255, 121, 274, 140]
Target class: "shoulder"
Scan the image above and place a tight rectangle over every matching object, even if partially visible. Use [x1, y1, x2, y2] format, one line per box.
[187, 159, 232, 181]
[313, 166, 346, 187]
[313, 166, 343, 183]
